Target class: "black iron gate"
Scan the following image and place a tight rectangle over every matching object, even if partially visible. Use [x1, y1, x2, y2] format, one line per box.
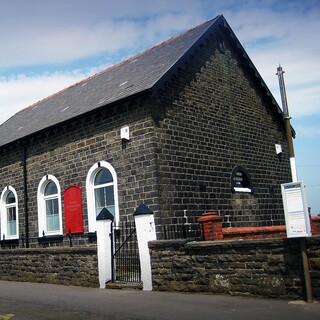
[111, 221, 141, 284]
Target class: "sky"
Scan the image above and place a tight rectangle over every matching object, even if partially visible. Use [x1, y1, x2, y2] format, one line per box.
[0, 0, 319, 216]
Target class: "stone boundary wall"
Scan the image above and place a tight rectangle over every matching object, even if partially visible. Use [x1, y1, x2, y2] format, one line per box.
[0, 247, 99, 287]
[149, 236, 320, 300]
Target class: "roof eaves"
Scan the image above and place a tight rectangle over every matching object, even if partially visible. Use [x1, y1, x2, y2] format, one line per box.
[0, 88, 152, 150]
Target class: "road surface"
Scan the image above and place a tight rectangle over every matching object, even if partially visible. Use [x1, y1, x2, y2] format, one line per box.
[0, 280, 319, 319]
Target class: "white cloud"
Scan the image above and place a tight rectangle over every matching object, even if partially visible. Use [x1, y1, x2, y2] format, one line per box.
[0, 70, 97, 125]
[294, 125, 320, 138]
[0, 1, 206, 68]
[0, 21, 146, 67]
[224, 6, 320, 118]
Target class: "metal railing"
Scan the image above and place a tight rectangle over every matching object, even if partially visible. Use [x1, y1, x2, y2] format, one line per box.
[160, 223, 204, 240]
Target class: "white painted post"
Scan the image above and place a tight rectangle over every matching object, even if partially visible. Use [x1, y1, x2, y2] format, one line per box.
[96, 209, 114, 289]
[134, 204, 157, 291]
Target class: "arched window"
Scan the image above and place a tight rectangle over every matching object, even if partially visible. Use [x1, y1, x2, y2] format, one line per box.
[94, 168, 115, 216]
[37, 175, 63, 236]
[231, 165, 253, 193]
[86, 161, 119, 232]
[0, 186, 19, 239]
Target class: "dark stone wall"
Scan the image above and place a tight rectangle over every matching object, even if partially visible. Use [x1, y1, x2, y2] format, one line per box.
[0, 98, 160, 247]
[149, 236, 320, 299]
[0, 247, 98, 287]
[153, 31, 291, 227]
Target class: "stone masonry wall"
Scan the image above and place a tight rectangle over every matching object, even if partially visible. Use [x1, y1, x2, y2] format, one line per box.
[153, 30, 291, 228]
[0, 97, 160, 247]
[0, 247, 99, 287]
[149, 236, 320, 300]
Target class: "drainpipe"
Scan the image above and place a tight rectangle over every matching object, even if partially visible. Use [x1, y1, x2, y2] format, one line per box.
[22, 144, 29, 248]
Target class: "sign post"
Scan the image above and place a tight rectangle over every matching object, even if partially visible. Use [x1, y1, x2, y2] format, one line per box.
[281, 181, 313, 303]
[277, 66, 313, 303]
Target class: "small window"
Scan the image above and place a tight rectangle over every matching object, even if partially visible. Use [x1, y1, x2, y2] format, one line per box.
[0, 186, 19, 239]
[231, 166, 253, 193]
[37, 175, 63, 236]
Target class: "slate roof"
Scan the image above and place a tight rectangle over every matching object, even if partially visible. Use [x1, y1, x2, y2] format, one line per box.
[0, 14, 282, 148]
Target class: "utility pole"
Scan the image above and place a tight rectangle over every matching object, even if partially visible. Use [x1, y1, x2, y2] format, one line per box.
[276, 65, 313, 303]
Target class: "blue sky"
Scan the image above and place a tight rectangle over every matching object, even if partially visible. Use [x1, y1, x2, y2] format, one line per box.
[0, 0, 319, 215]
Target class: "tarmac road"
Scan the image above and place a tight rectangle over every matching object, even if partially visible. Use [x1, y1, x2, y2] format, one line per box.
[0, 280, 319, 320]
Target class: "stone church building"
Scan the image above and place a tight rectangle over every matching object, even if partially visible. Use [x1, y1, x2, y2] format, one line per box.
[0, 15, 291, 249]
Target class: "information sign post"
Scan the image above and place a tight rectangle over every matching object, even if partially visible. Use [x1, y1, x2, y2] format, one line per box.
[277, 66, 313, 302]
[281, 181, 313, 303]
[281, 181, 311, 238]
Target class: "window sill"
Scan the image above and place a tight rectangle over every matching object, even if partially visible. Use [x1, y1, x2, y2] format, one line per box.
[0, 239, 19, 245]
[38, 234, 64, 243]
[233, 187, 252, 193]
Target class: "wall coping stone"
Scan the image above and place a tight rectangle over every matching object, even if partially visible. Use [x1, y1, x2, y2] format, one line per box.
[149, 239, 189, 249]
[0, 246, 97, 255]
[149, 236, 320, 250]
[223, 225, 286, 235]
[185, 238, 285, 251]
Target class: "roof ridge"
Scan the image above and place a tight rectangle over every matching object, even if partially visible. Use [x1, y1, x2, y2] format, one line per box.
[17, 16, 221, 115]
[78, 16, 220, 82]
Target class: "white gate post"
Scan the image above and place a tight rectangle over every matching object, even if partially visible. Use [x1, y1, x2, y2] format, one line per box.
[133, 204, 157, 291]
[96, 208, 114, 289]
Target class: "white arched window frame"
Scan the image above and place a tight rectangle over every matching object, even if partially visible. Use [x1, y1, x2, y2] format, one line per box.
[37, 175, 63, 237]
[86, 161, 119, 232]
[0, 186, 19, 240]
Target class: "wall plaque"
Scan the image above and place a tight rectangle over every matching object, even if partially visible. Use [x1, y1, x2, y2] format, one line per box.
[231, 165, 253, 193]
[64, 185, 84, 234]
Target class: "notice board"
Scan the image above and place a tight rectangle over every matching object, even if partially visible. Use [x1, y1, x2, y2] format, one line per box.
[281, 181, 311, 238]
[64, 185, 84, 234]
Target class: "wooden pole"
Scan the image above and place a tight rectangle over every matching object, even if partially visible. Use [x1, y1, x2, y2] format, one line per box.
[300, 237, 313, 303]
[277, 65, 313, 302]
